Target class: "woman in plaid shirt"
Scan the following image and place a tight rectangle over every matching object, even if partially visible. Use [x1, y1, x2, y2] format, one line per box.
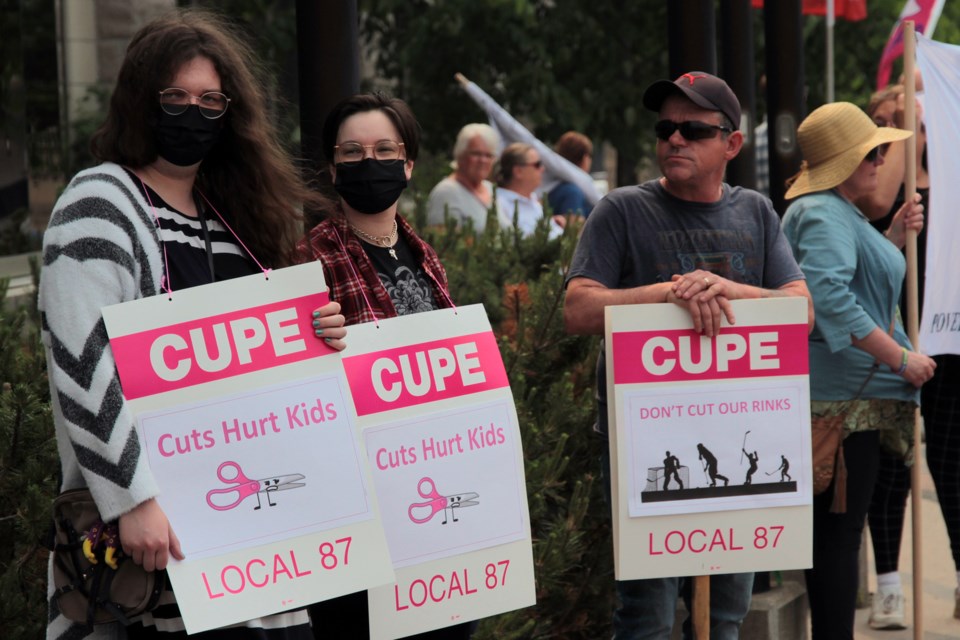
[297, 93, 453, 327]
[298, 93, 468, 639]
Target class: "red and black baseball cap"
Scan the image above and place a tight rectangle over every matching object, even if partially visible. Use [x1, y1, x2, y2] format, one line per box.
[642, 71, 742, 130]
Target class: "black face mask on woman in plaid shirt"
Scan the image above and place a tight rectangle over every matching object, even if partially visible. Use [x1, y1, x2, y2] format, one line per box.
[334, 158, 408, 214]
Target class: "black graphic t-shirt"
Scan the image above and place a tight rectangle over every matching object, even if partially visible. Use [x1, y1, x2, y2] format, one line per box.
[362, 234, 438, 316]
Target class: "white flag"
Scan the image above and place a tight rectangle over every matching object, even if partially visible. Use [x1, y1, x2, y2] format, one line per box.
[459, 79, 603, 206]
[915, 34, 960, 355]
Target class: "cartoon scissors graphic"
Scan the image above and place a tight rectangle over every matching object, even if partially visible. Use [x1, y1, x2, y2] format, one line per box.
[408, 477, 479, 525]
[205, 461, 305, 511]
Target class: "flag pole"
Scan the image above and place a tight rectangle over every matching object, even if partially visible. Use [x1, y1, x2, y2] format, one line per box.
[902, 20, 923, 640]
[826, 0, 835, 102]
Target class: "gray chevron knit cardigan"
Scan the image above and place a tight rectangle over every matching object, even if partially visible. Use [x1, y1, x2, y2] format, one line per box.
[40, 163, 163, 640]
[40, 162, 165, 518]
[40, 164, 313, 640]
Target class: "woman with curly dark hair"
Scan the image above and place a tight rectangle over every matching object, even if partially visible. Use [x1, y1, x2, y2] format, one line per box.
[40, 8, 344, 640]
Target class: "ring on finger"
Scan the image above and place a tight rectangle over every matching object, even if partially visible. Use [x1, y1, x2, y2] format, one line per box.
[704, 277, 711, 286]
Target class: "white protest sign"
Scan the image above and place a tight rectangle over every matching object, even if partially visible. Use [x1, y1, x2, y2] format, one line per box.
[101, 262, 394, 634]
[341, 304, 535, 639]
[606, 298, 812, 579]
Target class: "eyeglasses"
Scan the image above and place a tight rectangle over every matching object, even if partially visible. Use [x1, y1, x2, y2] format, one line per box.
[520, 160, 544, 169]
[654, 120, 731, 141]
[466, 150, 495, 160]
[334, 140, 405, 165]
[159, 88, 231, 119]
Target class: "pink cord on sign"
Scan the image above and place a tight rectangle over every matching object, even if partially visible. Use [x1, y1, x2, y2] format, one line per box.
[196, 189, 271, 279]
[138, 177, 174, 300]
[138, 177, 272, 299]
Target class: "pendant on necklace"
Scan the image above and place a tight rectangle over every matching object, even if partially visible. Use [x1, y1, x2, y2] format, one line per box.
[389, 247, 398, 260]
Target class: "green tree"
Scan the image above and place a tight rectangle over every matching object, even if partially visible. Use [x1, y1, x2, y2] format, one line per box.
[795, 0, 960, 110]
[360, 0, 668, 186]
[362, 0, 960, 188]
[413, 206, 612, 638]
[0, 269, 58, 640]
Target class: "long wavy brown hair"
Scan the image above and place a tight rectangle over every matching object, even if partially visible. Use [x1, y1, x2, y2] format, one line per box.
[90, 8, 330, 267]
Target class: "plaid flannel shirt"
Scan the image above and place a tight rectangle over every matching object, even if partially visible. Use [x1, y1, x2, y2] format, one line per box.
[296, 212, 452, 325]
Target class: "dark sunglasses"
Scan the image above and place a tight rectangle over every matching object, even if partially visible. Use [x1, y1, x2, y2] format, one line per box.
[654, 120, 731, 141]
[521, 160, 544, 169]
[864, 146, 886, 163]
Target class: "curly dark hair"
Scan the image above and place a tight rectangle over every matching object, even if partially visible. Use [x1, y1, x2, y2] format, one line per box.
[90, 8, 330, 267]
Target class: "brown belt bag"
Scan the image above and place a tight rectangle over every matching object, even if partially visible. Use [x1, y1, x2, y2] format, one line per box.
[50, 489, 163, 626]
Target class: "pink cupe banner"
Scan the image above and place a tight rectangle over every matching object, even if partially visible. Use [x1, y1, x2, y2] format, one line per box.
[109, 292, 334, 399]
[612, 323, 809, 385]
[342, 331, 508, 416]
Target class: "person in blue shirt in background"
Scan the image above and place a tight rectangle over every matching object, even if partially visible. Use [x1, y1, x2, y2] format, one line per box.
[547, 131, 594, 218]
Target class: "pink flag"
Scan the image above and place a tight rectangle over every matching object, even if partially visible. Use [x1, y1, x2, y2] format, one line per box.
[877, 0, 947, 89]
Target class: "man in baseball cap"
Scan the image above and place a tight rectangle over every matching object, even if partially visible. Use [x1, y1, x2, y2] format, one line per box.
[642, 70, 742, 130]
[564, 71, 811, 638]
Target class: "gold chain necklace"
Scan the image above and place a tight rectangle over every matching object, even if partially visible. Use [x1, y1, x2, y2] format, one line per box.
[350, 219, 399, 260]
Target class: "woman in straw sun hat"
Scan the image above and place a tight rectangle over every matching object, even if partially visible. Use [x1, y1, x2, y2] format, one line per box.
[781, 101, 936, 640]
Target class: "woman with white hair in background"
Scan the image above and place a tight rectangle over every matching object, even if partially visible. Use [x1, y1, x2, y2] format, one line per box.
[425, 122, 501, 230]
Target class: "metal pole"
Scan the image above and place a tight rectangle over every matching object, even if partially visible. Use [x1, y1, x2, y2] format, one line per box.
[720, 0, 756, 189]
[763, 0, 804, 215]
[667, 0, 717, 78]
[826, 0, 835, 102]
[296, 0, 359, 217]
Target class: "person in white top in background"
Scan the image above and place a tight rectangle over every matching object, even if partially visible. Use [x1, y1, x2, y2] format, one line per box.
[495, 142, 564, 238]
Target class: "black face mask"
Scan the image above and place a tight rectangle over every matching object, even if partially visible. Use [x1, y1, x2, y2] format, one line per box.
[334, 158, 408, 215]
[155, 105, 222, 167]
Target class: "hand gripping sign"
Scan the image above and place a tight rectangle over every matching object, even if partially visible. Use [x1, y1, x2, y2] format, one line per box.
[341, 304, 535, 640]
[101, 262, 393, 634]
[606, 298, 813, 580]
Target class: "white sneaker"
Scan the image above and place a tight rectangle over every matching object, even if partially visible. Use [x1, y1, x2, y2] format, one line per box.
[869, 587, 907, 630]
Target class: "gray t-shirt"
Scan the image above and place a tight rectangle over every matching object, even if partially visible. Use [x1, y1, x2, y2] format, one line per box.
[425, 176, 495, 231]
[567, 178, 804, 434]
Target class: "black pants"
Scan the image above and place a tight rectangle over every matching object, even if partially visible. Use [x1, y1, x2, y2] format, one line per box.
[867, 448, 911, 575]
[923, 354, 960, 571]
[868, 354, 960, 575]
[806, 429, 880, 640]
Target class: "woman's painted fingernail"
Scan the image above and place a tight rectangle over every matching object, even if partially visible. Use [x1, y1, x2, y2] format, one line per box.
[312, 311, 320, 318]
[314, 329, 324, 336]
[312, 319, 320, 328]
[324, 337, 333, 344]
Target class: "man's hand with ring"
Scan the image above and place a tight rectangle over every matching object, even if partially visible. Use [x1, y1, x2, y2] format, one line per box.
[669, 271, 737, 336]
